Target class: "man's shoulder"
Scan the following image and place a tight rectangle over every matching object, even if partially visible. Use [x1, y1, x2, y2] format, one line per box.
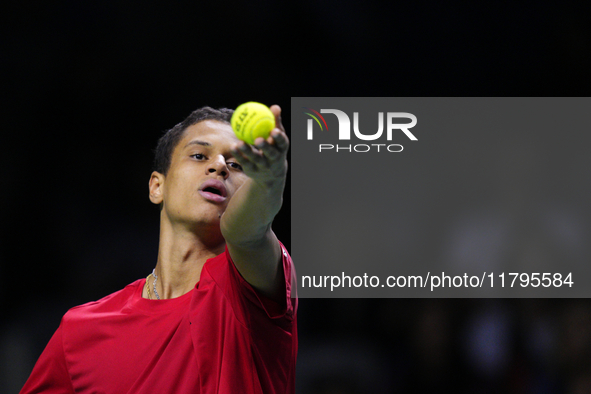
[202, 241, 292, 281]
[63, 279, 143, 322]
[200, 248, 231, 280]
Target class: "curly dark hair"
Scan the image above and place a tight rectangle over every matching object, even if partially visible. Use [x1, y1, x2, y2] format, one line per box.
[153, 106, 234, 175]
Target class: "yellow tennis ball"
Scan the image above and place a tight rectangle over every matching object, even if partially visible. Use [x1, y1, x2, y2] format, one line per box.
[231, 102, 276, 145]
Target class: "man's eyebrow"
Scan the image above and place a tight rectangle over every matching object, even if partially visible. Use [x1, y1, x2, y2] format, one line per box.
[184, 140, 212, 148]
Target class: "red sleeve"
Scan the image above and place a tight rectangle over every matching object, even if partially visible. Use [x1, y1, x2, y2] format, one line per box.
[20, 322, 74, 394]
[227, 241, 297, 320]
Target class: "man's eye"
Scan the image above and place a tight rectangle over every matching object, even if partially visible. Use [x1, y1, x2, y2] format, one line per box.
[228, 162, 242, 171]
[191, 154, 205, 160]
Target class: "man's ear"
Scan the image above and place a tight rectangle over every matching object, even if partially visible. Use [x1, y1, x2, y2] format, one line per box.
[149, 171, 165, 205]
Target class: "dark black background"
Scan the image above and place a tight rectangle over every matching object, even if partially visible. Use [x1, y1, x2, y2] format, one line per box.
[2, 1, 591, 393]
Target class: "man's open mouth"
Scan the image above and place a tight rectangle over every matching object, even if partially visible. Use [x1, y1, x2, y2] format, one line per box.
[198, 179, 228, 203]
[203, 186, 222, 196]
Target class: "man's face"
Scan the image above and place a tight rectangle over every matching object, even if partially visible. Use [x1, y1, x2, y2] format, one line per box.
[153, 120, 248, 229]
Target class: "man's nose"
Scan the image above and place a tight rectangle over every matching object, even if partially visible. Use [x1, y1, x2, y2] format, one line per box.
[206, 156, 228, 178]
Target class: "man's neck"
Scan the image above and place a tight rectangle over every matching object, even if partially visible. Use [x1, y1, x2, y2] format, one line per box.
[152, 219, 225, 299]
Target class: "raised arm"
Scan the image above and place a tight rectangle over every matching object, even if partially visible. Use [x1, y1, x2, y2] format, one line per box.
[221, 105, 289, 302]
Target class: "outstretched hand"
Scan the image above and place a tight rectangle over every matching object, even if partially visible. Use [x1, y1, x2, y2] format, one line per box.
[230, 105, 289, 187]
[223, 105, 289, 301]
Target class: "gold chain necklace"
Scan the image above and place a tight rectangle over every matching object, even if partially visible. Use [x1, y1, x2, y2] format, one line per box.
[145, 273, 153, 300]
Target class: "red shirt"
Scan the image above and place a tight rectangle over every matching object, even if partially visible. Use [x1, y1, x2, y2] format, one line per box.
[21, 244, 297, 394]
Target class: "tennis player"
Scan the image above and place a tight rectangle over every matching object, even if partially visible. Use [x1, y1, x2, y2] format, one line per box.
[21, 105, 297, 394]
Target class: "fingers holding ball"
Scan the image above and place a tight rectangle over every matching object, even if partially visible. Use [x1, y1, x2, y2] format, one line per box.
[231, 102, 275, 145]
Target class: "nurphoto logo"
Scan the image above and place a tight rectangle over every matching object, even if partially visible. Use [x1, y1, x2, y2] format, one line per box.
[303, 107, 418, 153]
